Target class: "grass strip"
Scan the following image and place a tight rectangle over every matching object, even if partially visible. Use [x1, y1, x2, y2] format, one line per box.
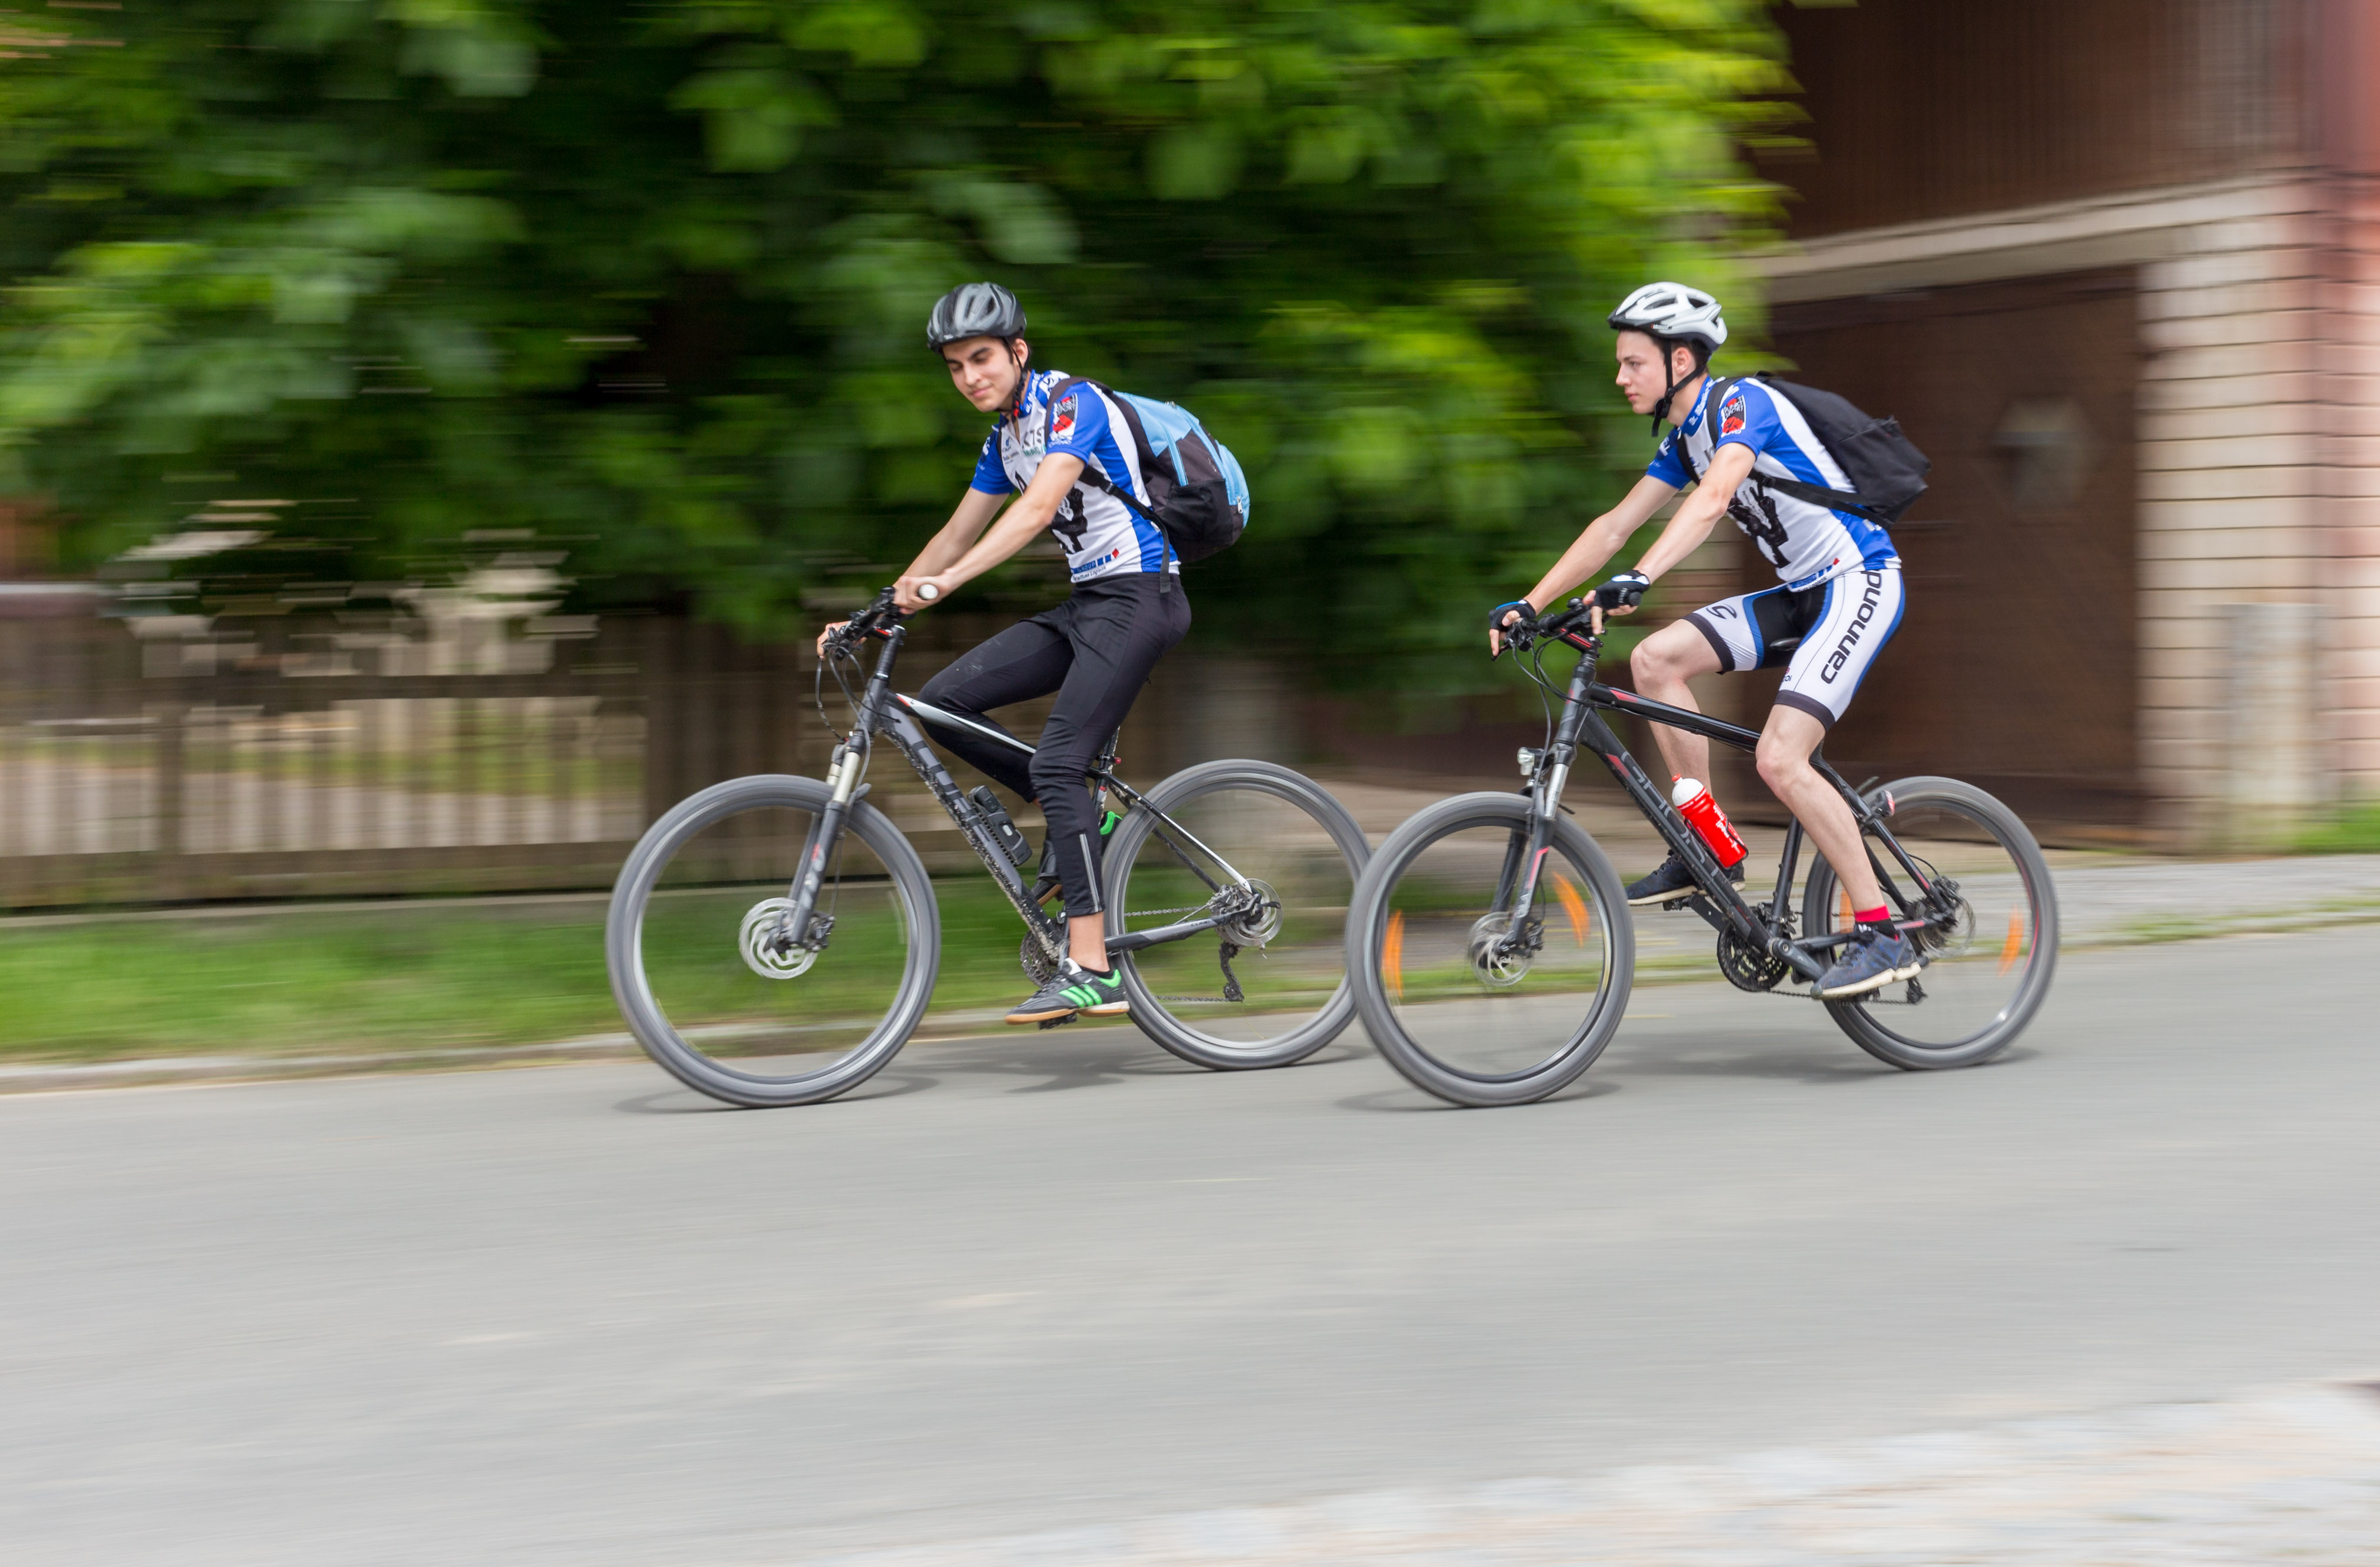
[0, 879, 1056, 1064]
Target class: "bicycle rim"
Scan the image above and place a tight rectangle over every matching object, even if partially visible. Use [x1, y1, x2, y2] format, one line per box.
[1352, 794, 1633, 1106]
[1804, 778, 2057, 1069]
[1108, 762, 1366, 1070]
[607, 776, 938, 1106]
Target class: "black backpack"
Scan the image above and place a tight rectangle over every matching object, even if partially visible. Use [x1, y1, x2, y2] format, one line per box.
[1686, 374, 1930, 524]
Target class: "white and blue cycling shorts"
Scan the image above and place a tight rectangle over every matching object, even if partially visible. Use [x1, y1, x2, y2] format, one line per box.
[1684, 564, 1906, 730]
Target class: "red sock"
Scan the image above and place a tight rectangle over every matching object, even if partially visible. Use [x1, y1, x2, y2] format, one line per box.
[1852, 905, 1890, 927]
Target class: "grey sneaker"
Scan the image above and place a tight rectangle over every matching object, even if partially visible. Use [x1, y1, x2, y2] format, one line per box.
[1815, 926, 1923, 999]
[1626, 850, 1743, 906]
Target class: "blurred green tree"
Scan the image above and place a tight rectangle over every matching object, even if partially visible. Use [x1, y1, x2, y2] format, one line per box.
[0, 0, 1787, 690]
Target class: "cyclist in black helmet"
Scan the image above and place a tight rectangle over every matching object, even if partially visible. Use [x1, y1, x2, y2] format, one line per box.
[817, 282, 1189, 1027]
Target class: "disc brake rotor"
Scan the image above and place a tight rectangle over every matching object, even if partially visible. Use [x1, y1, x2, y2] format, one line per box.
[739, 898, 817, 980]
[1218, 879, 1284, 947]
[1918, 881, 1977, 959]
[1468, 912, 1535, 988]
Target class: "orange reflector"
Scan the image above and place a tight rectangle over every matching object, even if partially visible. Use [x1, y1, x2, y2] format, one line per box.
[1998, 909, 2024, 973]
[1384, 910, 1406, 1004]
[1839, 889, 1855, 929]
[1553, 873, 1590, 947]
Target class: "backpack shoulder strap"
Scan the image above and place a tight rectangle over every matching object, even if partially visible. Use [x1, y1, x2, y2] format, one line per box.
[1669, 376, 1736, 488]
[1036, 375, 1179, 582]
[1696, 374, 1898, 524]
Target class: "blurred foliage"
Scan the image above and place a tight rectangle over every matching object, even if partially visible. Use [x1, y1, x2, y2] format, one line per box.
[0, 1, 1789, 693]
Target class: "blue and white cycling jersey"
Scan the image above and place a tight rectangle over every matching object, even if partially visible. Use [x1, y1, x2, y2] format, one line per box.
[969, 368, 1173, 585]
[1648, 378, 1899, 591]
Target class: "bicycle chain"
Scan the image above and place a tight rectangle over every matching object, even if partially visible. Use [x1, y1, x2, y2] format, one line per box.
[1129, 898, 1259, 1003]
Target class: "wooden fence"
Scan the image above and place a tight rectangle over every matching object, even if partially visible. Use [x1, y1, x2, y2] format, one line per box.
[0, 608, 1251, 909]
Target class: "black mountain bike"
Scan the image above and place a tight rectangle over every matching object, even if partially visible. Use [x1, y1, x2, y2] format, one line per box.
[1344, 598, 2058, 1107]
[606, 588, 1370, 1107]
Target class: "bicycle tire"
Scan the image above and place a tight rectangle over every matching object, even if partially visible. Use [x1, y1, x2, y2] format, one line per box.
[1801, 775, 2057, 1071]
[1346, 792, 1635, 1106]
[1104, 761, 1370, 1071]
[606, 774, 939, 1107]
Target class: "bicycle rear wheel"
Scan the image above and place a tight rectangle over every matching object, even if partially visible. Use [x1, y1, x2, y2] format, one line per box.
[1346, 792, 1634, 1106]
[606, 774, 939, 1106]
[1104, 761, 1369, 1071]
[1801, 776, 2057, 1071]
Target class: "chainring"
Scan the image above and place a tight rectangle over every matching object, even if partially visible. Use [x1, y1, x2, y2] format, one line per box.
[1715, 927, 1789, 992]
[1019, 929, 1063, 986]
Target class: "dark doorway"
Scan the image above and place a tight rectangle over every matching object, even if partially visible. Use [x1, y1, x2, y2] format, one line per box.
[1734, 269, 2142, 833]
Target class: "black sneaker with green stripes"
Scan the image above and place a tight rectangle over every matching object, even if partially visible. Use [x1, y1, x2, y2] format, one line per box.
[1004, 961, 1129, 1026]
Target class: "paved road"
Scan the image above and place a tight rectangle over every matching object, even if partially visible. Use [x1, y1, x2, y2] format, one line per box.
[5, 927, 2377, 1565]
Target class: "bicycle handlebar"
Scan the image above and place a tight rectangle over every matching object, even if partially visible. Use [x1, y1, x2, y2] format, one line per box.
[1499, 597, 1601, 655]
[824, 586, 906, 652]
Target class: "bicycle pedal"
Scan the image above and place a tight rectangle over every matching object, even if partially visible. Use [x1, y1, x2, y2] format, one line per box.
[1036, 1013, 1079, 1031]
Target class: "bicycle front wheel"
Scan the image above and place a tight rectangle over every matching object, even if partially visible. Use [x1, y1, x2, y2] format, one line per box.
[606, 774, 939, 1107]
[1801, 775, 2058, 1071]
[1104, 761, 1369, 1071]
[1346, 792, 1634, 1107]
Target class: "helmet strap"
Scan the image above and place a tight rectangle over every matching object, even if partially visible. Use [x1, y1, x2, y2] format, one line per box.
[1651, 341, 1701, 436]
[1004, 339, 1031, 419]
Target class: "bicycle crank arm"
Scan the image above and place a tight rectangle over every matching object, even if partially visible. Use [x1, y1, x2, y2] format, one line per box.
[1770, 937, 1831, 983]
[1105, 911, 1235, 954]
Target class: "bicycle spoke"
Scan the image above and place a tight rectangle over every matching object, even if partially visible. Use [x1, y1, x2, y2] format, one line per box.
[1804, 781, 2057, 1068]
[628, 795, 924, 1083]
[1108, 763, 1366, 1069]
[1372, 820, 1618, 1080]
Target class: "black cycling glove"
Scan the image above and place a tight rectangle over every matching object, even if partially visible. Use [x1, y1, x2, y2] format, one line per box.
[1486, 599, 1537, 632]
[1592, 571, 1651, 612]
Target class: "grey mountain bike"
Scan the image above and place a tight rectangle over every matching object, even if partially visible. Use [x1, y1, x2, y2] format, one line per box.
[606, 588, 1370, 1107]
[1345, 597, 2058, 1108]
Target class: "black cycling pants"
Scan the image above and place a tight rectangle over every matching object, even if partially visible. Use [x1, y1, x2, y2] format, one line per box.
[917, 575, 1190, 920]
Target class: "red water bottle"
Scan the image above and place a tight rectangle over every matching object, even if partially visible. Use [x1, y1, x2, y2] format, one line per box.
[1671, 778, 1748, 868]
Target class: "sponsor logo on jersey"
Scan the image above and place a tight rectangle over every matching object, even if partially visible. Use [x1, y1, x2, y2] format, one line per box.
[1719, 388, 1746, 438]
[1051, 393, 1077, 440]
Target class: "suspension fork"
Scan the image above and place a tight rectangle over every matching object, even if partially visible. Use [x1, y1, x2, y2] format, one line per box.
[1499, 661, 1598, 922]
[776, 628, 906, 953]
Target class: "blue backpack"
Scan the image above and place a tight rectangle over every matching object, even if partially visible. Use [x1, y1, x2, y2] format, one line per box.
[1045, 378, 1249, 564]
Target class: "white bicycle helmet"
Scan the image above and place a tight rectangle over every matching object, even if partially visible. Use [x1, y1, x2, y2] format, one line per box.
[1607, 282, 1728, 349]
[1609, 282, 1726, 432]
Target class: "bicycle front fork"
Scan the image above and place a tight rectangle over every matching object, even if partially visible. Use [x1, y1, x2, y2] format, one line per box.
[773, 740, 869, 955]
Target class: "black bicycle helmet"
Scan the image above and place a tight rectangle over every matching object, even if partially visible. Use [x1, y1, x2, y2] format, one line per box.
[926, 282, 1027, 351]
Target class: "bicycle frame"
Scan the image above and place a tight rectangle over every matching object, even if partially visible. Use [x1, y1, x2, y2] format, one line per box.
[779, 619, 1266, 967]
[1506, 619, 1948, 985]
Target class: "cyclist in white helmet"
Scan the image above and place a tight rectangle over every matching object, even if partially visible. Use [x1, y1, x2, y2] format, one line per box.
[1489, 282, 1915, 1000]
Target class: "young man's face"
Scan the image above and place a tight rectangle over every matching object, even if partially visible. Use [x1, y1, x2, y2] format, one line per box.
[1614, 330, 1698, 420]
[944, 335, 1028, 414]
